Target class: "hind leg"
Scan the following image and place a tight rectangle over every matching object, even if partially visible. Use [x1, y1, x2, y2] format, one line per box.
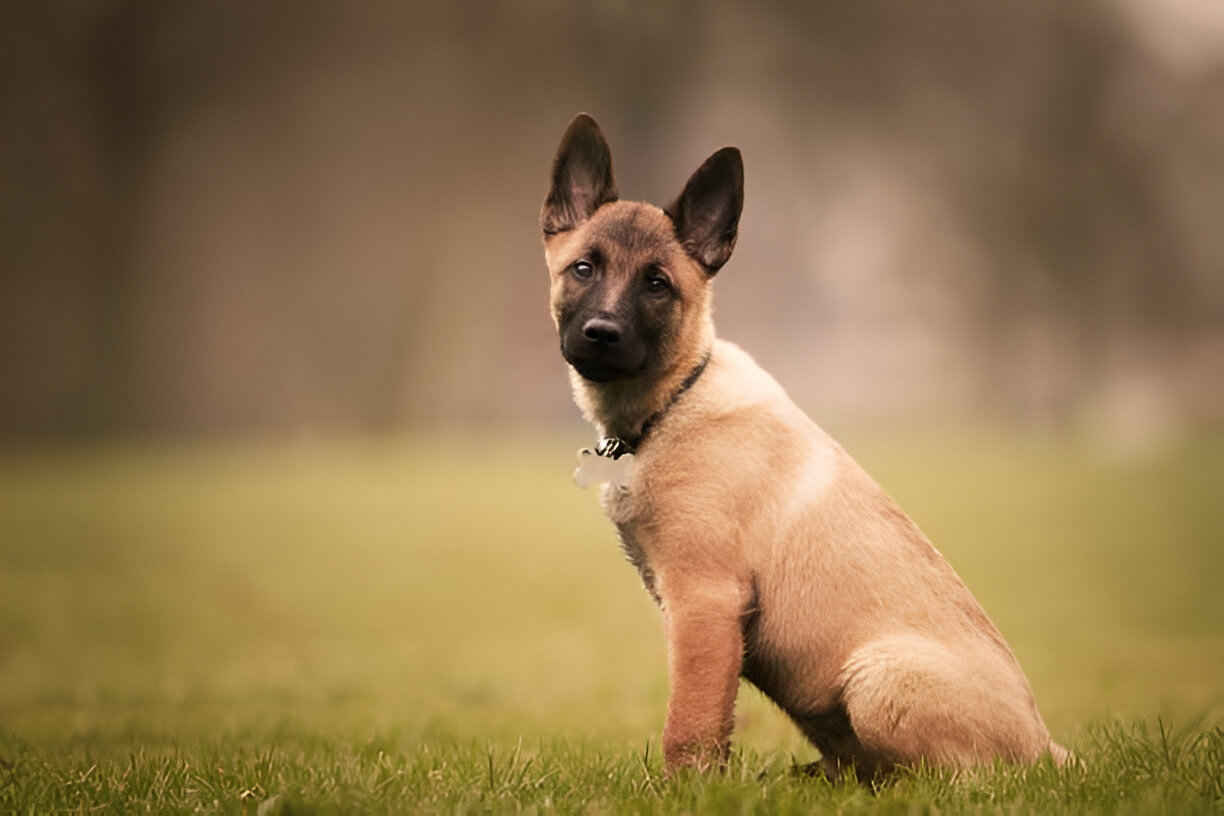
[838, 635, 1053, 770]
[793, 705, 895, 782]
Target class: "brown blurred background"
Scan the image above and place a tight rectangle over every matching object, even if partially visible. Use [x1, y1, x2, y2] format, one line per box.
[4, 0, 1223, 445]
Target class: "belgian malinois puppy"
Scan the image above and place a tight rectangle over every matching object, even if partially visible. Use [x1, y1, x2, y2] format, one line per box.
[540, 113, 1068, 777]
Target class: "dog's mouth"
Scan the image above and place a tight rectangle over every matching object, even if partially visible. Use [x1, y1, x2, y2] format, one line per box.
[573, 363, 627, 383]
[565, 354, 636, 383]
[562, 343, 646, 383]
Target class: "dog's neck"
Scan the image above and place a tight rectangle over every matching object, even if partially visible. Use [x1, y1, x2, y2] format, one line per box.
[570, 323, 715, 446]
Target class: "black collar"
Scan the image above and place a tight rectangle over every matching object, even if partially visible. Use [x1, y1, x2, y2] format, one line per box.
[595, 350, 712, 459]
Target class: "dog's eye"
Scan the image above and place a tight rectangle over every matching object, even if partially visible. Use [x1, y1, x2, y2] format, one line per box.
[645, 273, 671, 294]
[572, 261, 594, 280]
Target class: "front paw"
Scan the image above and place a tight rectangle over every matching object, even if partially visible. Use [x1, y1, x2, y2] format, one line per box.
[663, 733, 729, 773]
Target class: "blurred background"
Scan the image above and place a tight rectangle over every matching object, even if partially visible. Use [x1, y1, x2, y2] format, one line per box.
[1, 0, 1222, 759]
[4, 0, 1223, 444]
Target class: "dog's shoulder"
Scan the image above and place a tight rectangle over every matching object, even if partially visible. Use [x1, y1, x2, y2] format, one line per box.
[633, 339, 841, 528]
[684, 338, 833, 467]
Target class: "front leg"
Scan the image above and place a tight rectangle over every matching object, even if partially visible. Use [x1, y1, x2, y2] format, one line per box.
[658, 576, 750, 771]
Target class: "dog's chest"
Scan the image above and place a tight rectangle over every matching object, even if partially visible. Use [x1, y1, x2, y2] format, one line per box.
[601, 485, 661, 604]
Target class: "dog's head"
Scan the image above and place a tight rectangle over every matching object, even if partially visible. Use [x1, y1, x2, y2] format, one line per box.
[541, 114, 742, 384]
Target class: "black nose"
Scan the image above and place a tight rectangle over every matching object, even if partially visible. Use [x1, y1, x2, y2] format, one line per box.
[582, 317, 622, 345]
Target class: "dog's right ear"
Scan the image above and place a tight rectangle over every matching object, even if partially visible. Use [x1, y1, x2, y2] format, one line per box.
[541, 114, 618, 236]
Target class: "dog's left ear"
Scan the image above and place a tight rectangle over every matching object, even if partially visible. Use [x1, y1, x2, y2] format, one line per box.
[666, 147, 743, 274]
[541, 113, 618, 236]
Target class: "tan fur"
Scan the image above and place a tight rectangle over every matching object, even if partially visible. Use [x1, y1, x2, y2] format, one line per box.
[543, 138, 1066, 778]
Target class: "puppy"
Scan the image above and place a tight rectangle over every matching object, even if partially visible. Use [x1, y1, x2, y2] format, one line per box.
[541, 113, 1067, 777]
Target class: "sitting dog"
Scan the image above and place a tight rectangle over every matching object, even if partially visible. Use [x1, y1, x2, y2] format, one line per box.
[540, 113, 1068, 777]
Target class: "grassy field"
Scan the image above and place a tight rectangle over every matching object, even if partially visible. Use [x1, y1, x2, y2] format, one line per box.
[1, 429, 1221, 812]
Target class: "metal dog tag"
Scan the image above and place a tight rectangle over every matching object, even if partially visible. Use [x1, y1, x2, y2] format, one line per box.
[574, 448, 635, 489]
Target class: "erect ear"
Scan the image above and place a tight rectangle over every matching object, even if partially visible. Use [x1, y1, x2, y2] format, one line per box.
[541, 114, 618, 236]
[665, 147, 743, 274]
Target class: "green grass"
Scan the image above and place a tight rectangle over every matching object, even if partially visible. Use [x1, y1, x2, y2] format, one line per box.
[1, 429, 1222, 812]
